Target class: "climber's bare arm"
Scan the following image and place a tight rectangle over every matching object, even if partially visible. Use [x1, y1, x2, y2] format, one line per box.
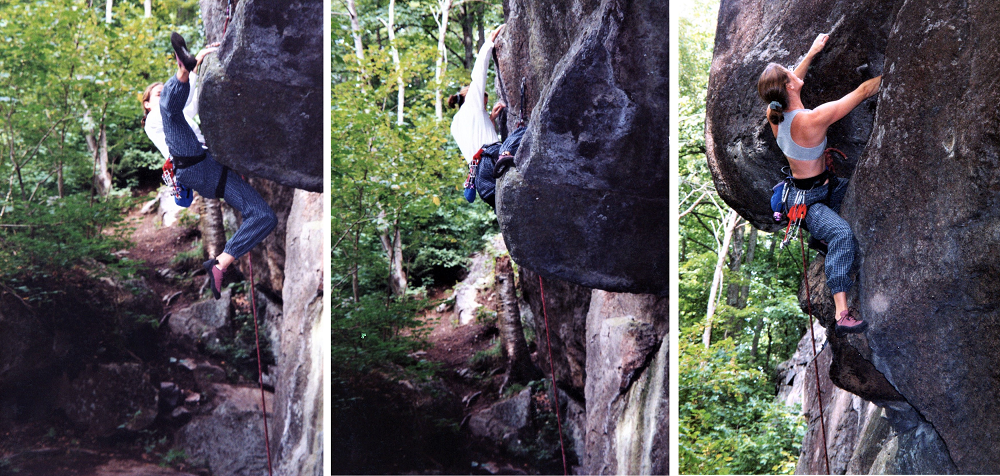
[802, 76, 882, 137]
[793, 34, 829, 81]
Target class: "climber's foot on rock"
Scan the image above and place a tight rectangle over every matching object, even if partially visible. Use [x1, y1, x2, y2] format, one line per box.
[835, 308, 867, 337]
[494, 153, 515, 179]
[171, 32, 198, 71]
[203, 259, 224, 300]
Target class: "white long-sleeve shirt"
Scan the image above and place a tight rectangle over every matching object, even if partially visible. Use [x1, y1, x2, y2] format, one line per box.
[451, 39, 500, 164]
[145, 72, 206, 159]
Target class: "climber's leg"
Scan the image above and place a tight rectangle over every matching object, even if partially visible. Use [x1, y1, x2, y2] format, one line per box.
[218, 172, 278, 264]
[493, 124, 527, 178]
[804, 201, 865, 334]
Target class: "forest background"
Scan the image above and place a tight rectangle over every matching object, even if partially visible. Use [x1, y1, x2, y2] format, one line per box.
[330, 0, 505, 389]
[0, 0, 201, 303]
[678, 0, 812, 473]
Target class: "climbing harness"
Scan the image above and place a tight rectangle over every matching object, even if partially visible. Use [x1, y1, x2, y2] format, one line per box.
[774, 148, 846, 249]
[248, 230, 274, 476]
[538, 276, 568, 476]
[798, 227, 831, 475]
[162, 158, 194, 207]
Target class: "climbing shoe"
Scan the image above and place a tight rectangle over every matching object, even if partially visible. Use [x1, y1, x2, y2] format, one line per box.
[171, 32, 198, 72]
[493, 153, 515, 179]
[203, 259, 224, 300]
[835, 308, 868, 337]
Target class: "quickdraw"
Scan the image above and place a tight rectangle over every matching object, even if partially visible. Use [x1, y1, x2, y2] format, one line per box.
[780, 190, 807, 249]
[162, 158, 183, 199]
[222, 0, 233, 36]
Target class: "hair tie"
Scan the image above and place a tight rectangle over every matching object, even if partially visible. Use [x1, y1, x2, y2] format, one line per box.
[769, 101, 783, 112]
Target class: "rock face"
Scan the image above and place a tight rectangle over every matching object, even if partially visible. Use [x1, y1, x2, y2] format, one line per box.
[778, 322, 957, 474]
[708, 1, 1000, 471]
[56, 363, 158, 437]
[520, 267, 591, 395]
[199, 0, 323, 192]
[583, 291, 668, 475]
[273, 189, 324, 476]
[168, 290, 232, 346]
[176, 384, 275, 476]
[496, 0, 669, 295]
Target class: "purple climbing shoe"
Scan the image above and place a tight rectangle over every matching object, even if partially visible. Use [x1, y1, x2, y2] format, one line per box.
[203, 259, 224, 300]
[835, 308, 867, 337]
[171, 32, 198, 72]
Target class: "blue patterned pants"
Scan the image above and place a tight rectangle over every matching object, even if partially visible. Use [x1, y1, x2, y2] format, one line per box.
[787, 177, 855, 294]
[163, 77, 276, 260]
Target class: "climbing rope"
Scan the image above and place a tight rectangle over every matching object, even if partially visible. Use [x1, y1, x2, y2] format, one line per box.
[798, 227, 831, 475]
[538, 276, 568, 476]
[248, 239, 273, 475]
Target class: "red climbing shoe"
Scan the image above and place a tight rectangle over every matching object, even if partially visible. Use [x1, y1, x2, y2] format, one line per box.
[203, 259, 224, 300]
[171, 32, 198, 72]
[835, 308, 868, 337]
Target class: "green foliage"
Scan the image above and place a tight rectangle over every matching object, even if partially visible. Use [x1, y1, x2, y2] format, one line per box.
[171, 239, 204, 269]
[0, 1, 200, 283]
[117, 148, 163, 189]
[331, 0, 505, 388]
[468, 340, 502, 372]
[331, 294, 436, 380]
[506, 379, 580, 472]
[206, 307, 276, 383]
[678, 0, 812, 473]
[0, 194, 137, 280]
[679, 333, 805, 474]
[159, 448, 188, 468]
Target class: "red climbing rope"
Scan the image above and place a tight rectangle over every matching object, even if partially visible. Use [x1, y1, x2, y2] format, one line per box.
[538, 276, 568, 476]
[248, 252, 274, 476]
[798, 227, 831, 475]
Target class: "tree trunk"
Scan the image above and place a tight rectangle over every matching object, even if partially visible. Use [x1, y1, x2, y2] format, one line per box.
[496, 255, 541, 390]
[433, 0, 454, 121]
[703, 209, 739, 348]
[382, 0, 405, 126]
[460, 4, 475, 69]
[88, 125, 112, 198]
[144, 0, 151, 18]
[105, 0, 112, 23]
[346, 0, 365, 74]
[476, 3, 484, 50]
[57, 159, 64, 198]
[352, 227, 360, 303]
[201, 198, 228, 260]
[739, 227, 758, 308]
[380, 223, 406, 296]
[751, 315, 765, 364]
[726, 223, 745, 308]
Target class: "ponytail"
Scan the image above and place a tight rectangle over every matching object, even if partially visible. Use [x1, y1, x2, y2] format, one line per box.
[767, 100, 785, 125]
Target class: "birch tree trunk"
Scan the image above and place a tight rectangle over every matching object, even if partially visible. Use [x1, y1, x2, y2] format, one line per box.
[433, 0, 454, 121]
[144, 0, 151, 18]
[380, 223, 407, 296]
[105, 0, 112, 23]
[496, 255, 540, 390]
[201, 199, 228, 260]
[346, 0, 366, 74]
[381, 0, 405, 125]
[87, 125, 112, 198]
[703, 209, 739, 348]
